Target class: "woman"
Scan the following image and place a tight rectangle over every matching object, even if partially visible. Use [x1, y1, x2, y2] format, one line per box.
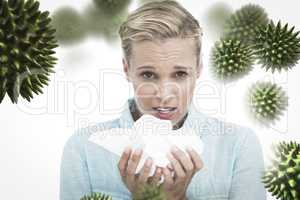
[60, 1, 267, 199]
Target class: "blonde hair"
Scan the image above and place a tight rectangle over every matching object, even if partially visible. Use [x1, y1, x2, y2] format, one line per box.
[118, 0, 203, 66]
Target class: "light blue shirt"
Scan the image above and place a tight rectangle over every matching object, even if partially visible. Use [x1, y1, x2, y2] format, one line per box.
[60, 98, 267, 200]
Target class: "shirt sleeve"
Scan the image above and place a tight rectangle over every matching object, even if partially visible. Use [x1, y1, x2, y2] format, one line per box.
[229, 128, 267, 200]
[60, 130, 92, 200]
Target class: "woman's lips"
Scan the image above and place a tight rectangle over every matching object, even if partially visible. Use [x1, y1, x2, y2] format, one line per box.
[153, 107, 177, 120]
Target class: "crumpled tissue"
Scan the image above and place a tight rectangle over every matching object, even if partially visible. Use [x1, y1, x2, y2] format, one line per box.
[88, 114, 204, 183]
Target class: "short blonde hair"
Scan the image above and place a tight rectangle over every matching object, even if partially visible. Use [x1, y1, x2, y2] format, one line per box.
[118, 0, 203, 66]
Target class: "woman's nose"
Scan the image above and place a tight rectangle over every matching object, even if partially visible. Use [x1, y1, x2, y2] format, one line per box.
[156, 82, 178, 100]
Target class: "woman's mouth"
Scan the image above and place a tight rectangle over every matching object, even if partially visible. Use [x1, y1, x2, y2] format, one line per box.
[152, 107, 177, 120]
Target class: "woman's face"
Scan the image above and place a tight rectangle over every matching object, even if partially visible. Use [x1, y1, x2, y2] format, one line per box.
[123, 37, 202, 126]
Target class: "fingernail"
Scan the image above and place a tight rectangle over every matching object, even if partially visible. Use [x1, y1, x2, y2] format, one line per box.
[171, 145, 179, 153]
[146, 157, 152, 166]
[124, 146, 131, 154]
[186, 146, 193, 152]
[135, 148, 142, 155]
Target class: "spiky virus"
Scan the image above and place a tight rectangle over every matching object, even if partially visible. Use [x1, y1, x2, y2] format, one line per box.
[247, 82, 288, 125]
[83, 4, 128, 42]
[51, 7, 86, 45]
[133, 183, 166, 200]
[253, 21, 300, 73]
[93, 0, 131, 15]
[224, 4, 269, 45]
[262, 141, 300, 200]
[0, 0, 58, 104]
[203, 2, 233, 40]
[80, 192, 112, 200]
[210, 38, 254, 82]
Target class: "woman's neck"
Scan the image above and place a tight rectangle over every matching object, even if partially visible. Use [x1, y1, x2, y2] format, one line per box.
[129, 99, 188, 130]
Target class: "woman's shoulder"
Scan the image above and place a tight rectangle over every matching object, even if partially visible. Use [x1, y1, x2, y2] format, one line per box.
[63, 117, 121, 151]
[192, 112, 260, 149]
[194, 113, 264, 171]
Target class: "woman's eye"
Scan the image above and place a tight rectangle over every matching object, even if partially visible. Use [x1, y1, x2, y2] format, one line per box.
[141, 71, 155, 79]
[175, 71, 188, 78]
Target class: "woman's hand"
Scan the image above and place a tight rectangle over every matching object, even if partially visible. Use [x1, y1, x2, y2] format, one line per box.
[118, 147, 163, 198]
[161, 146, 204, 200]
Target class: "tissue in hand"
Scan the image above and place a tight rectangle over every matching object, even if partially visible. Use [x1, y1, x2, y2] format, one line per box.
[88, 114, 204, 178]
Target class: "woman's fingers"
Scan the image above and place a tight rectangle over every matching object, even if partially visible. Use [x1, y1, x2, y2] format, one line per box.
[118, 146, 132, 177]
[152, 167, 163, 184]
[167, 163, 174, 171]
[167, 151, 186, 181]
[118, 145, 203, 189]
[162, 167, 174, 187]
[126, 148, 143, 182]
[138, 157, 153, 183]
[148, 167, 163, 185]
[186, 147, 204, 172]
[170, 146, 194, 176]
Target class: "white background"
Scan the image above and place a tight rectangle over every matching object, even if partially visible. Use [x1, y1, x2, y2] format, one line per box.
[0, 0, 299, 199]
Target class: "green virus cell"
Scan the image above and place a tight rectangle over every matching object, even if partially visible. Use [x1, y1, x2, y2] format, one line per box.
[83, 4, 128, 42]
[93, 0, 131, 16]
[0, 0, 58, 103]
[253, 20, 300, 73]
[80, 184, 166, 200]
[210, 38, 254, 82]
[80, 192, 112, 200]
[203, 2, 233, 40]
[224, 4, 269, 45]
[133, 183, 166, 200]
[51, 7, 86, 45]
[262, 141, 300, 200]
[247, 82, 288, 125]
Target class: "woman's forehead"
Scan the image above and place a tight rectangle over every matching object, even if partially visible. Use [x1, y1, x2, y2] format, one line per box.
[130, 37, 197, 67]
[132, 37, 195, 52]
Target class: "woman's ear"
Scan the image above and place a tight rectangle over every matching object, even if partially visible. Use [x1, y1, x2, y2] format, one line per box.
[122, 58, 131, 82]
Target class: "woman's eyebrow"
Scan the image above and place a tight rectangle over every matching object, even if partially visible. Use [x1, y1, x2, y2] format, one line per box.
[137, 65, 191, 70]
[137, 66, 155, 70]
[174, 65, 192, 70]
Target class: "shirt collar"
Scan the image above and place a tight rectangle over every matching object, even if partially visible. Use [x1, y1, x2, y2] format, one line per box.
[118, 98, 135, 129]
[118, 97, 205, 137]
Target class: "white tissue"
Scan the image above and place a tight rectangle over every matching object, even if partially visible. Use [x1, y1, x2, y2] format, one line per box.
[88, 114, 204, 183]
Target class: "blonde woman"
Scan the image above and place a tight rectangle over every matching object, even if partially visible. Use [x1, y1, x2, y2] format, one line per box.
[60, 1, 266, 199]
